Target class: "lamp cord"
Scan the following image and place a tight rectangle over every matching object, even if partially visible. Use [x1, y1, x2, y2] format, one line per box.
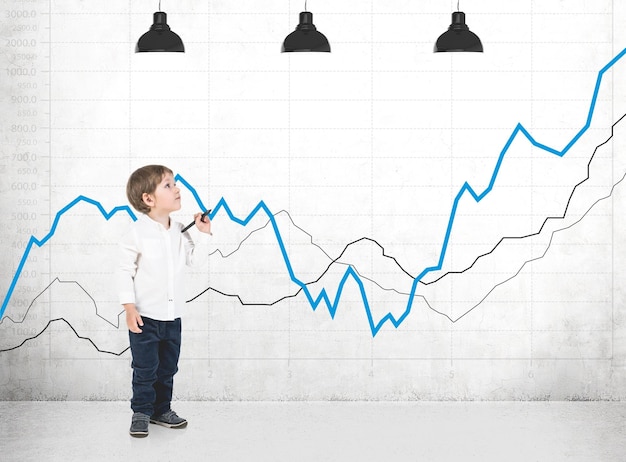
[159, 0, 161, 11]
[457, 1, 460, 11]
[305, 0, 308, 11]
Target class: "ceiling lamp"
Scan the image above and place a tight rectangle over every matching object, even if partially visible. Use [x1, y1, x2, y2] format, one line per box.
[282, 2, 330, 53]
[136, 2, 184, 53]
[434, 3, 483, 53]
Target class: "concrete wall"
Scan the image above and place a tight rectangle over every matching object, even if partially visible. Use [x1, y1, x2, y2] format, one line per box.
[1, 0, 625, 401]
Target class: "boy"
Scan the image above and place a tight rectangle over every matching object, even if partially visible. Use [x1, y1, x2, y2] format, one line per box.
[116, 165, 212, 437]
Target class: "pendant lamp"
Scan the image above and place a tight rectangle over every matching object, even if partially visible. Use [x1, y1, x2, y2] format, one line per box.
[282, 3, 330, 53]
[434, 7, 483, 53]
[136, 3, 184, 53]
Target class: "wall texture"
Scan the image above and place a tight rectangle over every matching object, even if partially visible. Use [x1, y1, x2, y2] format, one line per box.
[1, 0, 625, 400]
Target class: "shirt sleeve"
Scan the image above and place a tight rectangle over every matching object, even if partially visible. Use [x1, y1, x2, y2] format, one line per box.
[116, 226, 139, 305]
[180, 224, 210, 267]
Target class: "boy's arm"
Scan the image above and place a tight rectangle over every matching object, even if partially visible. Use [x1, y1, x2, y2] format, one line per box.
[116, 227, 140, 329]
[181, 215, 211, 267]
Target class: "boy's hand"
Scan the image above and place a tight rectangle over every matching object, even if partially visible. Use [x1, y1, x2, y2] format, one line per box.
[124, 303, 143, 333]
[194, 212, 212, 235]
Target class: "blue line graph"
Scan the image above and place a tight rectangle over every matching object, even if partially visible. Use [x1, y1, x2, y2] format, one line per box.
[0, 199, 136, 321]
[2, 47, 625, 335]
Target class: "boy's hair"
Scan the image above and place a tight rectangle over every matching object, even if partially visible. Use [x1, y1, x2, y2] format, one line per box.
[126, 165, 173, 214]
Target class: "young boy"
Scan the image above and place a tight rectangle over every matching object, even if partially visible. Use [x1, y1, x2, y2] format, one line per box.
[116, 165, 212, 437]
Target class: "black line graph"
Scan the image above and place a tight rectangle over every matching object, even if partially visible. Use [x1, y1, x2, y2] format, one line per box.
[1, 111, 622, 355]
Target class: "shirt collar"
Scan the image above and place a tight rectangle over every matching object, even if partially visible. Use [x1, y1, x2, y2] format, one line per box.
[139, 213, 171, 231]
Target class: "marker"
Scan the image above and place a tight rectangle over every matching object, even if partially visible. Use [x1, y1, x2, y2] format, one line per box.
[181, 209, 211, 233]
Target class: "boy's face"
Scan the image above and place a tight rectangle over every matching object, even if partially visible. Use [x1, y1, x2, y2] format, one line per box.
[142, 172, 181, 214]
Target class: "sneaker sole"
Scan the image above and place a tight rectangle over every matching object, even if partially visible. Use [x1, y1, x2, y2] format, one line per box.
[129, 430, 149, 438]
[150, 419, 188, 429]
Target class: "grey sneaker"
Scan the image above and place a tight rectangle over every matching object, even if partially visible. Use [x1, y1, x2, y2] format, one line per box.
[150, 410, 188, 428]
[129, 412, 150, 437]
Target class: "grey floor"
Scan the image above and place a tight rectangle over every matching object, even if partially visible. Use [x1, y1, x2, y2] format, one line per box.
[1, 401, 625, 461]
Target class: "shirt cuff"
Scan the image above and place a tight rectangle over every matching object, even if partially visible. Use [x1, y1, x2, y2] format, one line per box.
[118, 291, 136, 305]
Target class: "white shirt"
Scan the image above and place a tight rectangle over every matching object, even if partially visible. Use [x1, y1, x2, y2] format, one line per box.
[116, 213, 209, 321]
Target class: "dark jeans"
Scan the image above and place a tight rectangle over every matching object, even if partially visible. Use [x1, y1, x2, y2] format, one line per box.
[128, 317, 181, 417]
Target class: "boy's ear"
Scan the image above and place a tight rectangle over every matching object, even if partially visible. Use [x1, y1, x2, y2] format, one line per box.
[141, 192, 155, 207]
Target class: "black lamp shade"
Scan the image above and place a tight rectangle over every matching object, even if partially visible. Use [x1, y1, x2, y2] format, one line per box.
[434, 11, 483, 53]
[282, 11, 331, 53]
[136, 11, 185, 53]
